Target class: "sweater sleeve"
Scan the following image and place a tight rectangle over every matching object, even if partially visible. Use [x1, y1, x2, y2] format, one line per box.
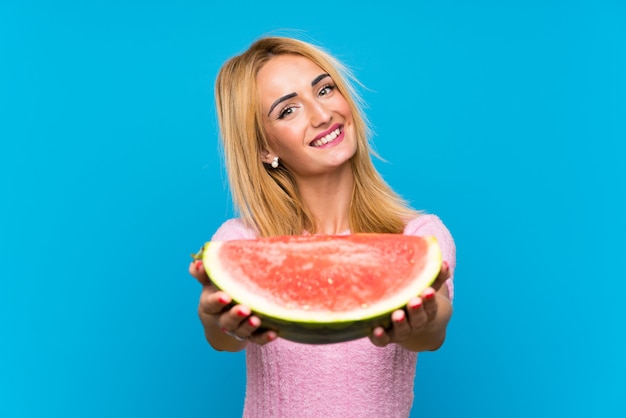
[404, 214, 456, 302]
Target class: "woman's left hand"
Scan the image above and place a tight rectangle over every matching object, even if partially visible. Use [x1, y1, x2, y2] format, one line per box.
[369, 261, 452, 351]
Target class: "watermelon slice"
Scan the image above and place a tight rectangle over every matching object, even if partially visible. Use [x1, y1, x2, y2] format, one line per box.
[195, 233, 442, 344]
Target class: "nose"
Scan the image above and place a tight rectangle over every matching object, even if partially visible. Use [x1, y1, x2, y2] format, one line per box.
[309, 101, 331, 127]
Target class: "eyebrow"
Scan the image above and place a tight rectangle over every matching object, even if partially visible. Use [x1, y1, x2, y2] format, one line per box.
[268, 92, 297, 117]
[311, 73, 330, 86]
[267, 73, 331, 117]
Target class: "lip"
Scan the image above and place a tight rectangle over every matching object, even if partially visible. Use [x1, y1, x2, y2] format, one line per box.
[309, 124, 345, 149]
[312, 123, 343, 142]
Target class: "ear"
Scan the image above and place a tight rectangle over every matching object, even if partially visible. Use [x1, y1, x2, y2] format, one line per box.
[259, 148, 276, 165]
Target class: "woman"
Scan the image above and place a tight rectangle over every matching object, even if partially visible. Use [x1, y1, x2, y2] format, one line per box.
[189, 36, 456, 418]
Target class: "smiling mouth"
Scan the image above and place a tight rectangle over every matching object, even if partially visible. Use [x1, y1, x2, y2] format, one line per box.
[310, 126, 342, 147]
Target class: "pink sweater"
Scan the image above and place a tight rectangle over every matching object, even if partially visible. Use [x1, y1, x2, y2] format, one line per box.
[211, 214, 456, 418]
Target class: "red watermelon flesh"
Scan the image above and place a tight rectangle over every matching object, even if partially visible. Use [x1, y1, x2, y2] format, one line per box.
[200, 233, 442, 343]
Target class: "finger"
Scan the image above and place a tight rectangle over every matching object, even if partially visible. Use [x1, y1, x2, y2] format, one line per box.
[369, 326, 391, 347]
[198, 287, 231, 317]
[431, 261, 451, 291]
[221, 329, 247, 342]
[218, 304, 251, 331]
[389, 310, 411, 342]
[407, 297, 428, 330]
[420, 287, 438, 320]
[248, 329, 278, 346]
[189, 260, 212, 286]
[236, 315, 263, 339]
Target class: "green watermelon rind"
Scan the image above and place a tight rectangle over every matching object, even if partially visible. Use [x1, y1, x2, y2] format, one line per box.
[201, 235, 442, 344]
[247, 311, 396, 344]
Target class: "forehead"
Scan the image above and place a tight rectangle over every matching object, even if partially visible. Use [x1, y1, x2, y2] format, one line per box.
[257, 55, 326, 95]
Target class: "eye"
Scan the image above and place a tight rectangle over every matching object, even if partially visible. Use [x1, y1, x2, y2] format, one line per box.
[278, 105, 296, 120]
[319, 84, 335, 97]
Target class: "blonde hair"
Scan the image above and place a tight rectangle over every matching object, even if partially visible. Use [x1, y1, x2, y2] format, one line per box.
[215, 36, 418, 237]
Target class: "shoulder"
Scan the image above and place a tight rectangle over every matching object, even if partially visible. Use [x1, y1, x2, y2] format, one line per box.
[404, 213, 453, 240]
[211, 218, 259, 241]
[404, 213, 456, 294]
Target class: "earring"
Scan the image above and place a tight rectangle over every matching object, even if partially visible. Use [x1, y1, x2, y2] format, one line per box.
[271, 156, 279, 168]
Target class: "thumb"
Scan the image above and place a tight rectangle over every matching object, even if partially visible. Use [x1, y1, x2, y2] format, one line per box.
[431, 261, 451, 291]
[189, 260, 212, 286]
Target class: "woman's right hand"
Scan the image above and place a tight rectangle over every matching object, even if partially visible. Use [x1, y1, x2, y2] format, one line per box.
[188, 260, 277, 351]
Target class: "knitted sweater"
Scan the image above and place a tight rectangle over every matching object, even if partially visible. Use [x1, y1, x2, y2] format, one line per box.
[211, 214, 456, 418]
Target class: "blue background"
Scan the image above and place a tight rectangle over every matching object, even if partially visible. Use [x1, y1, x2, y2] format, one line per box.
[1, 1, 625, 417]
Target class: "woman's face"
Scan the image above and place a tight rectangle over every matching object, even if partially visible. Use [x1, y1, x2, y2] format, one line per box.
[257, 54, 356, 177]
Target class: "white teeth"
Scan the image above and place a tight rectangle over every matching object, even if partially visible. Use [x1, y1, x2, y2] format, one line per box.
[312, 128, 341, 147]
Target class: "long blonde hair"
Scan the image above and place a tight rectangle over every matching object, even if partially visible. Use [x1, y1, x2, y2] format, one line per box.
[215, 36, 418, 237]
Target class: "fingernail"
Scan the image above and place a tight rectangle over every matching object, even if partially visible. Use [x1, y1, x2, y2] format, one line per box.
[373, 327, 384, 338]
[442, 261, 449, 270]
[424, 290, 436, 300]
[267, 332, 277, 341]
[195, 260, 203, 271]
[248, 317, 259, 327]
[393, 311, 406, 323]
[409, 299, 422, 310]
[218, 295, 229, 305]
[236, 308, 248, 317]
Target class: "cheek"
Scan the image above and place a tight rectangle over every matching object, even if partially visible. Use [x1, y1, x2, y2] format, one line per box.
[337, 98, 353, 121]
[263, 124, 284, 146]
[271, 126, 303, 149]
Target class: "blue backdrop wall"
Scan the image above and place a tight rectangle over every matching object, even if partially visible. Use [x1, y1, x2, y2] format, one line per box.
[1, 1, 624, 417]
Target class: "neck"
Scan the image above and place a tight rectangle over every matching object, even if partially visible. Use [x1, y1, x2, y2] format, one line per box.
[295, 164, 354, 235]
